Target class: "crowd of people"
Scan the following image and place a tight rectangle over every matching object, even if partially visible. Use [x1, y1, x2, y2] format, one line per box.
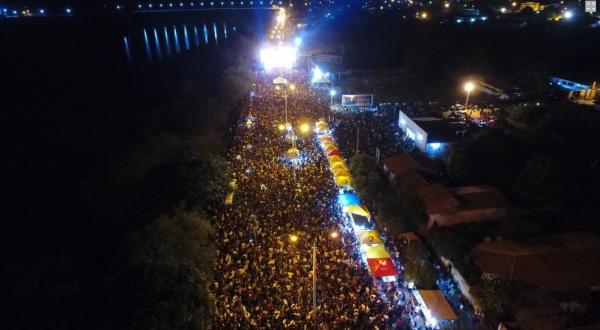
[211, 71, 398, 329]
[210, 68, 479, 329]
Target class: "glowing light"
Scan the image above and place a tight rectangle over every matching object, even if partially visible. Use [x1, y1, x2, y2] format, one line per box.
[511, 1, 517, 7]
[299, 123, 311, 134]
[276, 10, 286, 24]
[289, 84, 296, 90]
[329, 89, 337, 97]
[464, 81, 475, 92]
[444, 2, 450, 8]
[259, 46, 297, 71]
[294, 37, 302, 46]
[330, 231, 339, 239]
[430, 142, 441, 150]
[65, 8, 72, 13]
[289, 234, 299, 243]
[278, 124, 286, 131]
[563, 10, 573, 19]
[500, 7, 507, 13]
[39, 9, 45, 14]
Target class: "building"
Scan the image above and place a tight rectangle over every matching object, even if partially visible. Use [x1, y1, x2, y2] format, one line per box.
[382, 153, 436, 189]
[398, 111, 458, 158]
[472, 232, 600, 292]
[417, 184, 509, 228]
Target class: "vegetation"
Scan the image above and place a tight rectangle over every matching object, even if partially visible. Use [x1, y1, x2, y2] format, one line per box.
[403, 244, 437, 290]
[349, 153, 425, 236]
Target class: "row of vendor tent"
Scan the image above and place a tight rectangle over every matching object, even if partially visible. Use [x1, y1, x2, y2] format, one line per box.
[315, 119, 397, 279]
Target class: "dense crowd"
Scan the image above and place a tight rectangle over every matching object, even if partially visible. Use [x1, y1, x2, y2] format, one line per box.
[211, 72, 398, 329]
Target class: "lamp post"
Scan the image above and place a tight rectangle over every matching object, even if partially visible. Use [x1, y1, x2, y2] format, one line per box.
[329, 89, 337, 107]
[464, 81, 475, 111]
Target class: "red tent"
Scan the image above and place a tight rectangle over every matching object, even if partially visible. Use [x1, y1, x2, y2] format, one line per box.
[328, 149, 342, 157]
[367, 258, 398, 277]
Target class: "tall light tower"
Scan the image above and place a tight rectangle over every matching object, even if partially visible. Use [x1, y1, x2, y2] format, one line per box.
[464, 81, 475, 111]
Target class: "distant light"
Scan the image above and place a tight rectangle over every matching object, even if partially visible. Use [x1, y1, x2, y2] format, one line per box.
[444, 2, 450, 8]
[500, 7, 507, 13]
[481, 16, 487, 21]
[12, 10, 17, 14]
[294, 37, 302, 46]
[430, 142, 441, 150]
[40, 9, 45, 14]
[456, 18, 463, 23]
[299, 123, 311, 134]
[330, 231, 339, 239]
[511, 1, 517, 7]
[464, 81, 475, 92]
[420, 12, 428, 19]
[138, 4, 142, 8]
[563, 10, 573, 19]
[277, 124, 285, 131]
[148, 4, 153, 8]
[65, 8, 72, 14]
[470, 17, 476, 22]
[180, 2, 184, 6]
[116, 5, 122, 10]
[330, 89, 337, 97]
[289, 234, 299, 243]
[260, 46, 297, 71]
[169, 2, 173, 6]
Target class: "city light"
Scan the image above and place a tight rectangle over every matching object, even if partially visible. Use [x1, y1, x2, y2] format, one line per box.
[276, 9, 286, 24]
[500, 7, 507, 13]
[563, 10, 573, 19]
[65, 8, 72, 14]
[330, 231, 339, 239]
[289, 234, 299, 243]
[278, 124, 286, 132]
[294, 37, 302, 47]
[464, 81, 475, 92]
[299, 123, 311, 134]
[289, 84, 296, 90]
[39, 9, 45, 14]
[260, 46, 297, 71]
[330, 89, 337, 97]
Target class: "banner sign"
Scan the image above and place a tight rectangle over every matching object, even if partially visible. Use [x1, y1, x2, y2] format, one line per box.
[341, 94, 373, 107]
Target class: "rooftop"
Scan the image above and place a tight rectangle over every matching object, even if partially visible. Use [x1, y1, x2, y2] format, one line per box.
[472, 232, 600, 291]
[412, 117, 458, 143]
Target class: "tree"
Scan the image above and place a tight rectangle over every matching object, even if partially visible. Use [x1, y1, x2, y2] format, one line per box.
[472, 278, 511, 321]
[142, 151, 227, 214]
[101, 211, 216, 330]
[404, 245, 437, 289]
[513, 155, 569, 207]
[350, 153, 387, 201]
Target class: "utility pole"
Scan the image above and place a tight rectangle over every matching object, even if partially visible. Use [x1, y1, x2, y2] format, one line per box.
[312, 243, 317, 325]
[356, 126, 360, 155]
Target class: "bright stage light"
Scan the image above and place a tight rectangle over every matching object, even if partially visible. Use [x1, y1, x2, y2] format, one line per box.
[260, 45, 297, 71]
[563, 10, 573, 19]
[294, 37, 302, 46]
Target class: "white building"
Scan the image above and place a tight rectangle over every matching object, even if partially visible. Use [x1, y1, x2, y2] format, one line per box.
[398, 111, 457, 157]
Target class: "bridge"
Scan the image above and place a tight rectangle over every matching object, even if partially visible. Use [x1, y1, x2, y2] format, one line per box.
[127, 1, 282, 13]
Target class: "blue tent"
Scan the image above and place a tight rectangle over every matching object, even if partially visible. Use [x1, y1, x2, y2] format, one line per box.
[339, 192, 360, 207]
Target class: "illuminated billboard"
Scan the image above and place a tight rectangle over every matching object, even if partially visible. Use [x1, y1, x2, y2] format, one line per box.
[341, 94, 373, 107]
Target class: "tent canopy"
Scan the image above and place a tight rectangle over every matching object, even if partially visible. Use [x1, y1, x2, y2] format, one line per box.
[325, 145, 339, 152]
[414, 290, 458, 321]
[339, 192, 360, 207]
[363, 244, 391, 259]
[334, 175, 352, 187]
[357, 229, 384, 245]
[367, 257, 398, 277]
[319, 136, 333, 143]
[328, 149, 342, 157]
[349, 213, 376, 230]
[328, 155, 343, 164]
[346, 205, 371, 218]
[333, 168, 351, 177]
[330, 161, 347, 171]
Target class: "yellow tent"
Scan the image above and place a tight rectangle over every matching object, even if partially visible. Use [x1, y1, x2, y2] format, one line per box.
[357, 230, 384, 245]
[332, 168, 351, 177]
[328, 155, 343, 164]
[224, 192, 234, 206]
[318, 136, 333, 143]
[323, 142, 336, 150]
[362, 244, 391, 259]
[346, 205, 371, 219]
[330, 162, 347, 171]
[316, 122, 329, 131]
[334, 175, 352, 186]
[325, 144, 339, 151]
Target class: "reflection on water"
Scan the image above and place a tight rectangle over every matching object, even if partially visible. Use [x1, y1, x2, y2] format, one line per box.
[143, 28, 153, 63]
[203, 24, 209, 44]
[123, 36, 132, 63]
[153, 28, 163, 62]
[213, 23, 218, 44]
[164, 26, 173, 59]
[173, 26, 181, 54]
[123, 20, 236, 64]
[183, 25, 191, 51]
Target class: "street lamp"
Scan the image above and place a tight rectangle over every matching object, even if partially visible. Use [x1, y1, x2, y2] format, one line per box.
[299, 122, 311, 135]
[289, 234, 299, 243]
[464, 81, 475, 111]
[330, 231, 339, 239]
[329, 89, 337, 107]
